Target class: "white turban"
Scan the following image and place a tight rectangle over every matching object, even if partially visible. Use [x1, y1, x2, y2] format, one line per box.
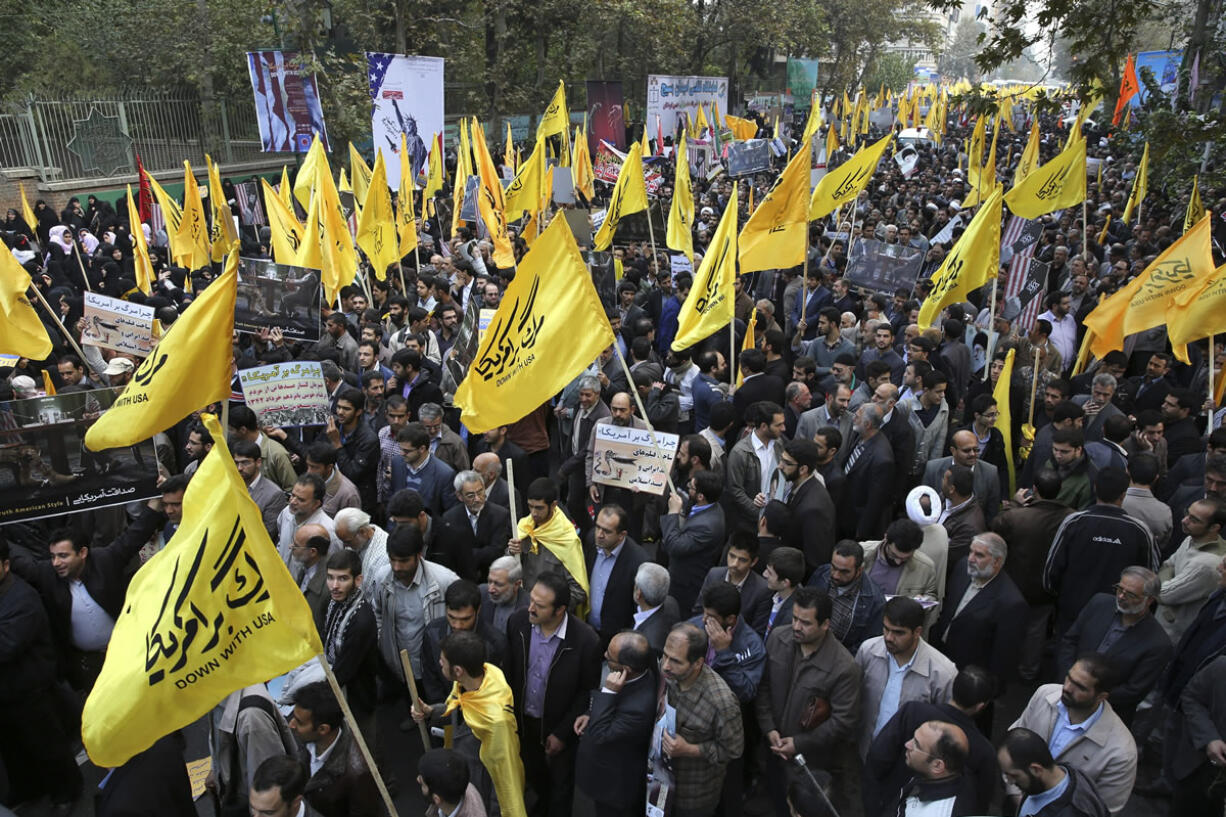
[906, 485, 942, 526]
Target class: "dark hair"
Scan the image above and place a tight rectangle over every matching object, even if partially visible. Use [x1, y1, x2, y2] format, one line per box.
[307, 441, 338, 466]
[930, 723, 968, 775]
[951, 665, 995, 709]
[598, 504, 629, 533]
[295, 473, 326, 505]
[230, 439, 262, 461]
[832, 539, 865, 566]
[692, 469, 723, 503]
[293, 681, 342, 731]
[790, 586, 832, 623]
[761, 499, 792, 537]
[251, 756, 308, 803]
[1093, 466, 1129, 503]
[1073, 652, 1118, 695]
[533, 571, 571, 611]
[727, 534, 760, 560]
[1047, 378, 1072, 398]
[396, 422, 430, 449]
[1051, 427, 1085, 449]
[701, 582, 742, 618]
[160, 473, 190, 495]
[440, 630, 487, 677]
[188, 422, 213, 447]
[740, 348, 766, 374]
[1044, 291, 1066, 309]
[1033, 468, 1063, 500]
[919, 368, 946, 391]
[1207, 453, 1226, 479]
[786, 439, 820, 472]
[227, 404, 259, 431]
[681, 434, 712, 470]
[302, 535, 329, 558]
[1102, 413, 1131, 444]
[669, 622, 708, 662]
[1001, 728, 1056, 771]
[884, 518, 923, 553]
[815, 426, 842, 451]
[1127, 452, 1159, 487]
[325, 548, 362, 576]
[418, 748, 471, 805]
[614, 631, 652, 673]
[883, 596, 924, 630]
[386, 524, 426, 559]
[526, 477, 558, 504]
[752, 400, 784, 428]
[946, 463, 974, 497]
[1169, 388, 1198, 412]
[865, 360, 892, 381]
[445, 580, 482, 611]
[768, 546, 807, 586]
[387, 489, 426, 519]
[970, 394, 997, 417]
[1052, 401, 1085, 424]
[1195, 495, 1226, 529]
[709, 401, 736, 431]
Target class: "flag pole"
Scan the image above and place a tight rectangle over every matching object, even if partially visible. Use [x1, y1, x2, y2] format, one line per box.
[398, 648, 433, 752]
[71, 242, 93, 292]
[1210, 335, 1217, 428]
[646, 200, 661, 287]
[730, 312, 737, 395]
[315, 655, 400, 817]
[505, 458, 521, 572]
[28, 282, 93, 364]
[613, 342, 677, 498]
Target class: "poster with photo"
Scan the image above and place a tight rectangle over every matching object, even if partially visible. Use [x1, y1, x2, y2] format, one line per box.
[246, 50, 330, 153]
[235, 257, 322, 341]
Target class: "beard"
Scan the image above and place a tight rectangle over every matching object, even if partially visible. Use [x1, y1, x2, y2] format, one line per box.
[1115, 598, 1146, 616]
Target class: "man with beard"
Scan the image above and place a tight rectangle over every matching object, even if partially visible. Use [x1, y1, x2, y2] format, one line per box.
[1056, 567, 1171, 725]
[998, 728, 1110, 817]
[664, 348, 701, 436]
[587, 392, 648, 509]
[806, 540, 886, 655]
[841, 403, 896, 540]
[318, 549, 378, 722]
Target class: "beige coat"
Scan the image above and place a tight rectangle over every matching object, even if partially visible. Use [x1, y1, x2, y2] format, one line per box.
[854, 636, 957, 756]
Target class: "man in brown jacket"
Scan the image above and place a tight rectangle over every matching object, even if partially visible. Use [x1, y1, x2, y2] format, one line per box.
[755, 587, 861, 817]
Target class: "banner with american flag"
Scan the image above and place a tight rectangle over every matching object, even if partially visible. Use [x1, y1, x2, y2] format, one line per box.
[1001, 215, 1044, 330]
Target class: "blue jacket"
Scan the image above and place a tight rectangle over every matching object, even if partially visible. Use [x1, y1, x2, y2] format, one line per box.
[657, 295, 682, 356]
[691, 373, 723, 432]
[388, 452, 458, 516]
[687, 613, 766, 703]
[807, 565, 886, 655]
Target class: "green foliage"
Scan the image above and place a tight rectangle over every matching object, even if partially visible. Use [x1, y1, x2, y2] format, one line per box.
[862, 54, 917, 93]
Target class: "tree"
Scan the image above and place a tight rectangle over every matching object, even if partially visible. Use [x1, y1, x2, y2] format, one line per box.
[862, 54, 918, 93]
[940, 17, 985, 80]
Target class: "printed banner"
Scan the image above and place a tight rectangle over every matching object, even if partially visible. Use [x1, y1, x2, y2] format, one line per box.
[845, 238, 925, 294]
[1134, 50, 1182, 106]
[0, 388, 158, 524]
[725, 140, 772, 178]
[787, 59, 819, 109]
[646, 74, 729, 139]
[591, 424, 679, 495]
[368, 53, 445, 187]
[586, 80, 626, 153]
[237, 361, 330, 427]
[81, 292, 155, 357]
[235, 257, 321, 341]
[1014, 258, 1049, 311]
[593, 141, 666, 194]
[246, 51, 329, 153]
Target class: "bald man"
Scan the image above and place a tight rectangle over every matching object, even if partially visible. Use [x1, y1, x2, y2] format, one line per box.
[921, 430, 1002, 523]
[474, 452, 523, 516]
[291, 523, 333, 621]
[888, 720, 978, 815]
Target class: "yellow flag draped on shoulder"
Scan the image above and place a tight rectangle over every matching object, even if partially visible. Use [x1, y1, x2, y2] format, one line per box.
[516, 508, 590, 615]
[505, 137, 547, 220]
[673, 182, 737, 350]
[84, 253, 237, 451]
[443, 664, 527, 817]
[0, 239, 53, 359]
[992, 348, 1017, 493]
[739, 143, 809, 273]
[357, 149, 400, 280]
[262, 178, 304, 264]
[174, 162, 211, 270]
[126, 185, 154, 296]
[1084, 213, 1215, 358]
[667, 133, 695, 264]
[1004, 135, 1086, 218]
[918, 185, 1003, 329]
[82, 412, 323, 767]
[810, 133, 893, 220]
[593, 142, 648, 251]
[455, 217, 614, 432]
[471, 117, 516, 268]
[1169, 258, 1226, 363]
[206, 155, 239, 262]
[1122, 141, 1148, 223]
[1185, 176, 1205, 235]
[1013, 120, 1041, 187]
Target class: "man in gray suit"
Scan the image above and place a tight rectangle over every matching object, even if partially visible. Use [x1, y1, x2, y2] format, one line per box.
[233, 439, 288, 540]
[1169, 655, 1226, 815]
[922, 430, 1001, 523]
[796, 383, 854, 449]
[1072, 373, 1127, 442]
[560, 375, 610, 533]
[660, 470, 727, 614]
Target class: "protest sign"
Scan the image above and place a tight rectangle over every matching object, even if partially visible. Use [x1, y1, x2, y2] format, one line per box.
[235, 257, 321, 341]
[0, 387, 158, 524]
[478, 308, 496, 340]
[460, 176, 481, 222]
[725, 140, 773, 178]
[586, 251, 617, 310]
[81, 292, 155, 357]
[552, 167, 576, 204]
[670, 254, 694, 276]
[368, 53, 445, 186]
[1014, 258, 1049, 312]
[591, 424, 679, 495]
[787, 59, 819, 109]
[845, 238, 925, 294]
[562, 208, 594, 248]
[246, 51, 329, 153]
[646, 74, 729, 138]
[586, 81, 626, 152]
[593, 141, 665, 194]
[237, 361, 330, 427]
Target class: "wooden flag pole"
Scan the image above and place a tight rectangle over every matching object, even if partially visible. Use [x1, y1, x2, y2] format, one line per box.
[71, 242, 93, 292]
[645, 201, 661, 286]
[505, 458, 521, 570]
[613, 343, 678, 498]
[398, 648, 434, 752]
[315, 655, 400, 817]
[1210, 336, 1217, 428]
[28, 282, 92, 364]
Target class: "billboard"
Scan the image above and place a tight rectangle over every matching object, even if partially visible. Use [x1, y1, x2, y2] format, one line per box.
[646, 74, 729, 139]
[368, 53, 445, 187]
[587, 81, 626, 152]
[1133, 50, 1182, 106]
[246, 51, 329, 153]
[787, 59, 819, 110]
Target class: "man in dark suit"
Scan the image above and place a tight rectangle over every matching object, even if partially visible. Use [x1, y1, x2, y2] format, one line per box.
[659, 470, 727, 614]
[1162, 388, 1204, 468]
[575, 631, 658, 817]
[479, 555, 528, 635]
[560, 376, 610, 533]
[584, 505, 648, 649]
[840, 403, 896, 540]
[692, 536, 773, 637]
[1122, 352, 1173, 414]
[1071, 374, 1127, 442]
[922, 431, 1002, 523]
[874, 382, 917, 496]
[392, 348, 445, 420]
[931, 534, 1028, 727]
[1056, 569, 1172, 724]
[444, 469, 513, 579]
[733, 348, 786, 424]
[506, 572, 601, 817]
[780, 439, 838, 574]
[631, 562, 680, 657]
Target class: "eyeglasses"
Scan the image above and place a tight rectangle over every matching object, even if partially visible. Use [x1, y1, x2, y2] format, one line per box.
[1112, 584, 1144, 602]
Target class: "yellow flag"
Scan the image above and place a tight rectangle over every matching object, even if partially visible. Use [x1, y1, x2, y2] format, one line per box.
[739, 142, 810, 273]
[505, 137, 547, 219]
[0, 239, 53, 359]
[398, 134, 419, 258]
[593, 142, 649, 251]
[293, 136, 324, 209]
[967, 116, 999, 198]
[536, 80, 571, 166]
[42, 369, 56, 395]
[918, 185, 1003, 329]
[349, 143, 372, 205]
[206, 155, 239, 263]
[1085, 213, 1215, 358]
[126, 186, 154, 296]
[504, 121, 516, 172]
[712, 100, 723, 131]
[19, 183, 38, 235]
[261, 178, 304, 264]
[453, 119, 473, 235]
[810, 133, 893, 220]
[1122, 141, 1148, 223]
[967, 115, 986, 173]
[84, 253, 237, 450]
[993, 348, 1017, 493]
[294, 186, 323, 272]
[455, 217, 615, 432]
[357, 150, 400, 280]
[278, 165, 294, 212]
[81, 412, 322, 767]
[338, 167, 351, 195]
[695, 104, 710, 136]
[736, 306, 758, 388]
[1097, 215, 1113, 247]
[572, 125, 596, 201]
[923, 96, 942, 136]
[424, 133, 445, 202]
[317, 157, 360, 305]
[1185, 176, 1205, 235]
[673, 183, 738, 350]
[471, 117, 516, 268]
[825, 124, 839, 162]
[801, 97, 823, 143]
[1169, 259, 1226, 362]
[442, 664, 526, 817]
[1013, 120, 1041, 187]
[146, 171, 183, 258]
[1004, 135, 1086, 218]
[725, 115, 758, 141]
[174, 162, 211, 270]
[667, 133, 695, 264]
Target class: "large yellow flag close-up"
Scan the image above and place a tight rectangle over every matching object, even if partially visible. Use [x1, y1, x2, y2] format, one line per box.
[810, 133, 893, 220]
[84, 253, 237, 451]
[82, 413, 323, 768]
[673, 183, 738, 351]
[357, 149, 400, 279]
[455, 217, 614, 432]
[0, 240, 53, 360]
[739, 141, 810, 273]
[918, 185, 1004, 329]
[1169, 259, 1226, 363]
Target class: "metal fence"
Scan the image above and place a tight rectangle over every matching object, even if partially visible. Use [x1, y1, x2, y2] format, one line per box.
[0, 91, 270, 184]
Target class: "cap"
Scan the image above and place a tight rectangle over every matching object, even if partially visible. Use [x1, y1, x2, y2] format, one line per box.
[103, 358, 135, 376]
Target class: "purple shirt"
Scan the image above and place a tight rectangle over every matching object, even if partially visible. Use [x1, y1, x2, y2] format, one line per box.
[524, 615, 568, 718]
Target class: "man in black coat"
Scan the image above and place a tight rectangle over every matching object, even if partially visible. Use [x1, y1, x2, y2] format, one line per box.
[327, 386, 381, 510]
[584, 504, 648, 650]
[559, 378, 610, 534]
[1162, 388, 1204, 468]
[420, 579, 509, 702]
[8, 500, 166, 690]
[733, 348, 787, 424]
[630, 562, 681, 658]
[444, 469, 514, 579]
[95, 732, 196, 817]
[780, 438, 838, 574]
[1122, 352, 1173, 414]
[840, 403, 896, 540]
[575, 631, 658, 817]
[506, 572, 602, 817]
[874, 382, 917, 497]
[659, 470, 727, 614]
[691, 537, 773, 637]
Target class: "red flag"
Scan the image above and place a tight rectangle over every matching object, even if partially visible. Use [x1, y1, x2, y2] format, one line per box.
[1112, 54, 1140, 126]
[656, 116, 664, 158]
[135, 153, 153, 223]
